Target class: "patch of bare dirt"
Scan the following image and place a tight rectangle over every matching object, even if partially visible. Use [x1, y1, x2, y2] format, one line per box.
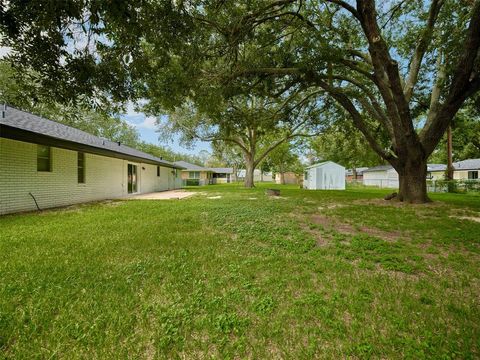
[38, 199, 124, 215]
[300, 222, 329, 247]
[317, 203, 348, 210]
[311, 214, 402, 241]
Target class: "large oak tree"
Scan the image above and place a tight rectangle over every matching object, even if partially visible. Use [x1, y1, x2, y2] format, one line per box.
[2, 0, 479, 202]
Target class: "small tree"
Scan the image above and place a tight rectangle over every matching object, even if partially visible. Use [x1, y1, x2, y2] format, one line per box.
[267, 142, 302, 185]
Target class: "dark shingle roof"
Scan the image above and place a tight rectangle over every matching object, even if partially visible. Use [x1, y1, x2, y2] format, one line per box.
[0, 105, 182, 168]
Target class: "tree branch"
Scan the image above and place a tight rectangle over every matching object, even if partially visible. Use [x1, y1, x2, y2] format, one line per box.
[325, 0, 361, 20]
[314, 78, 394, 161]
[403, 0, 444, 102]
[420, 1, 480, 155]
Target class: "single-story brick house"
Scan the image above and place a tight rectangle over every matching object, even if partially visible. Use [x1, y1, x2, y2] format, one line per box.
[0, 105, 184, 215]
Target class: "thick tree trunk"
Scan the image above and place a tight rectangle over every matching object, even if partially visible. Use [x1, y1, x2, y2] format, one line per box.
[279, 172, 285, 185]
[244, 155, 255, 188]
[396, 159, 430, 203]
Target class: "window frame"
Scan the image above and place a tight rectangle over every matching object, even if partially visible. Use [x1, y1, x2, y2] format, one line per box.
[157, 166, 161, 177]
[37, 145, 51, 172]
[189, 171, 200, 179]
[468, 170, 479, 180]
[77, 152, 86, 184]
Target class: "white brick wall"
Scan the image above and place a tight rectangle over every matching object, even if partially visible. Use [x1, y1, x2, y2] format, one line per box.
[0, 138, 181, 214]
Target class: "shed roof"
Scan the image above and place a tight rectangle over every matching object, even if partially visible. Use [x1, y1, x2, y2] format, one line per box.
[0, 105, 183, 168]
[306, 161, 345, 169]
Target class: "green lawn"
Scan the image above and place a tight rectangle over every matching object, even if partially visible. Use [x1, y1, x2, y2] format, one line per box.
[1, 184, 479, 359]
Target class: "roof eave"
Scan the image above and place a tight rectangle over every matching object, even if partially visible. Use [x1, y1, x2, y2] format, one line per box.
[1, 124, 181, 168]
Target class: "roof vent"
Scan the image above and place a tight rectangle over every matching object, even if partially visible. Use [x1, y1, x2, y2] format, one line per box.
[117, 141, 121, 146]
[160, 157, 163, 160]
[1, 104, 6, 118]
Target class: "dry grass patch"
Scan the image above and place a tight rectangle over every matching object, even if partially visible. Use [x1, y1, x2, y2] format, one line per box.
[310, 214, 403, 242]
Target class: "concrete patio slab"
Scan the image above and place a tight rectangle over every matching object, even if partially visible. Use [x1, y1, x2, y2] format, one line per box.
[126, 190, 196, 200]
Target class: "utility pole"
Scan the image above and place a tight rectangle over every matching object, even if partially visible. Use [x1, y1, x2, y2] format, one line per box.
[447, 125, 453, 181]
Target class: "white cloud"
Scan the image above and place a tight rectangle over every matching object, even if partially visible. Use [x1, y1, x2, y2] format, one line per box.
[124, 100, 149, 117]
[0, 46, 11, 58]
[129, 116, 158, 130]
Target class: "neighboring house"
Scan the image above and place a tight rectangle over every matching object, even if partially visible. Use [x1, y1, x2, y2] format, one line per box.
[174, 160, 214, 186]
[362, 165, 400, 188]
[427, 164, 447, 180]
[363, 163, 447, 188]
[345, 167, 369, 182]
[274, 172, 303, 185]
[173, 161, 234, 185]
[0, 105, 184, 215]
[452, 159, 480, 180]
[210, 167, 234, 184]
[236, 169, 273, 182]
[303, 161, 346, 190]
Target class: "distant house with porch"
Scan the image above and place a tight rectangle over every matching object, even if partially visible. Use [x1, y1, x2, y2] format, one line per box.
[210, 168, 234, 184]
[173, 161, 234, 185]
[0, 105, 184, 215]
[174, 161, 214, 186]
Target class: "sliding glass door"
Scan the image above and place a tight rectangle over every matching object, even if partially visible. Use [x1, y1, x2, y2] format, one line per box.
[127, 164, 138, 194]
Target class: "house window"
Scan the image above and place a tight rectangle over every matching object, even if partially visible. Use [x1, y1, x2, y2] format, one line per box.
[468, 171, 479, 180]
[157, 166, 160, 177]
[37, 145, 51, 172]
[189, 171, 200, 179]
[78, 152, 85, 183]
[304, 171, 308, 180]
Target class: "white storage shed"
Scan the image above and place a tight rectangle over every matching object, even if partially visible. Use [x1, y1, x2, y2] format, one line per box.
[303, 161, 346, 190]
